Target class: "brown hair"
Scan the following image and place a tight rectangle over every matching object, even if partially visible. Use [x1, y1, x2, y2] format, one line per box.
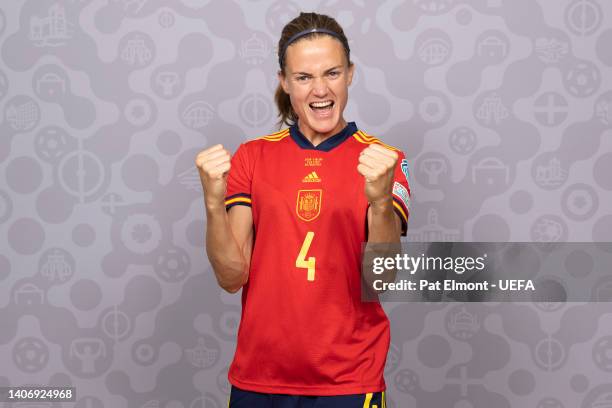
[274, 12, 352, 128]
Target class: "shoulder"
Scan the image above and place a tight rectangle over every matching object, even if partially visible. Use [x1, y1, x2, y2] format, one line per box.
[232, 128, 291, 157]
[248, 128, 290, 146]
[352, 129, 404, 155]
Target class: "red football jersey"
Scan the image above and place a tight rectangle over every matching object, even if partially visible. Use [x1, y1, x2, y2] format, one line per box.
[224, 122, 411, 395]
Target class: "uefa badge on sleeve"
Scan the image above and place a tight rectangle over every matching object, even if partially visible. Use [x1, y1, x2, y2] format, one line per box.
[400, 158, 411, 185]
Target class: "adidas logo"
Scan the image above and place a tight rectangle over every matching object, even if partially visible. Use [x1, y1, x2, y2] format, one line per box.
[302, 171, 321, 183]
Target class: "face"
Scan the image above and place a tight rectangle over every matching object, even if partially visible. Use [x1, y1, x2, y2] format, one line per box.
[279, 35, 354, 140]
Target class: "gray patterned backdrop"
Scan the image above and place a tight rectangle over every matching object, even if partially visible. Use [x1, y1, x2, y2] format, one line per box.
[0, 0, 611, 407]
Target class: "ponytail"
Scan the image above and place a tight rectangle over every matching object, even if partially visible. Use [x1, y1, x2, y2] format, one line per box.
[274, 83, 297, 128]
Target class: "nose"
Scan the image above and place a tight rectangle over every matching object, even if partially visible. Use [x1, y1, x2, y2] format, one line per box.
[312, 77, 328, 97]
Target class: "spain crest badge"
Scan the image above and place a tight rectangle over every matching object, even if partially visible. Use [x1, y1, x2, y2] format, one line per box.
[296, 189, 322, 221]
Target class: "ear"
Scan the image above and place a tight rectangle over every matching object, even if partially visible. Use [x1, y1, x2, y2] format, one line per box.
[278, 70, 289, 94]
[346, 63, 355, 86]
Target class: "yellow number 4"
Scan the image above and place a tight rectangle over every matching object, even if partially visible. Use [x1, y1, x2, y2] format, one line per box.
[296, 231, 316, 281]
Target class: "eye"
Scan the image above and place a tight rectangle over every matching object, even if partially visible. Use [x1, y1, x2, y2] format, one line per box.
[328, 71, 340, 78]
[296, 75, 310, 82]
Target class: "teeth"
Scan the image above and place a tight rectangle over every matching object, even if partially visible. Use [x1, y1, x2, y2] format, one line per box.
[310, 101, 333, 108]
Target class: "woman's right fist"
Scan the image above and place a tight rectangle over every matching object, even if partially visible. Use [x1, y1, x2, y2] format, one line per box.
[195, 144, 231, 208]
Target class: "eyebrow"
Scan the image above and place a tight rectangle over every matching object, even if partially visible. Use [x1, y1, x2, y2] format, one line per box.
[292, 65, 343, 76]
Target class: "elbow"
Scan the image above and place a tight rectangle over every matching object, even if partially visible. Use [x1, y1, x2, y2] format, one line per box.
[222, 283, 243, 294]
[210, 256, 250, 294]
[219, 269, 248, 294]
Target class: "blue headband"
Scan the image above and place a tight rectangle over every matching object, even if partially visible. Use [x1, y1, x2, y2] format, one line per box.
[278, 28, 348, 68]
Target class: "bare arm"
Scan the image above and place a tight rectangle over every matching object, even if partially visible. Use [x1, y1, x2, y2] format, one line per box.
[206, 204, 253, 293]
[359, 143, 403, 244]
[196, 144, 254, 293]
[359, 144, 403, 293]
[367, 199, 402, 244]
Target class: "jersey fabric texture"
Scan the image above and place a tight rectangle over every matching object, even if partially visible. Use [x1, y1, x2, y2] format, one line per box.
[224, 121, 411, 396]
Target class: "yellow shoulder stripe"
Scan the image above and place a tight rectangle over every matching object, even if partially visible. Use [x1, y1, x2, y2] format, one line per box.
[270, 128, 288, 136]
[266, 128, 289, 138]
[357, 130, 376, 141]
[259, 128, 290, 141]
[353, 131, 399, 151]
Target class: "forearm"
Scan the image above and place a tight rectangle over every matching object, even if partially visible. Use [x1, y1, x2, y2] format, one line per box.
[205, 204, 249, 293]
[367, 196, 401, 244]
[364, 196, 401, 295]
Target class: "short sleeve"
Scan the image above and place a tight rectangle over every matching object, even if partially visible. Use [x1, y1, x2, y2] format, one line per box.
[225, 143, 252, 210]
[391, 151, 411, 236]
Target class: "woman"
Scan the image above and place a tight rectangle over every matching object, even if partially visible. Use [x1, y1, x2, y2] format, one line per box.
[196, 12, 410, 407]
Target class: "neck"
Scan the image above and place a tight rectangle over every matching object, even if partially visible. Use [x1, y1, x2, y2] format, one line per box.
[298, 119, 347, 147]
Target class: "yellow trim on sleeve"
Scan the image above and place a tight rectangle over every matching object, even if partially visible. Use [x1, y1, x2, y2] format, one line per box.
[393, 200, 408, 222]
[225, 196, 252, 206]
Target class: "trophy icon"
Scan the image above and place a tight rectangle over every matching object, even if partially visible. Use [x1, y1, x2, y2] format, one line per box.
[69, 338, 106, 374]
[155, 71, 180, 97]
[420, 157, 448, 185]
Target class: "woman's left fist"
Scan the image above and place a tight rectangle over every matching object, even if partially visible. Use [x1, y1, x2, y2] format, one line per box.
[357, 144, 398, 204]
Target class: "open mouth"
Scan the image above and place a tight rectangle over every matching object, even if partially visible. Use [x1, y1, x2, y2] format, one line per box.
[309, 100, 334, 112]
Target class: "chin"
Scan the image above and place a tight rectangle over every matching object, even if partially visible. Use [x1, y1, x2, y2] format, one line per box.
[305, 114, 341, 135]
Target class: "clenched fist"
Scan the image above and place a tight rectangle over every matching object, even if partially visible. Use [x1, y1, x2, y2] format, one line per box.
[195, 144, 231, 209]
[357, 144, 398, 205]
